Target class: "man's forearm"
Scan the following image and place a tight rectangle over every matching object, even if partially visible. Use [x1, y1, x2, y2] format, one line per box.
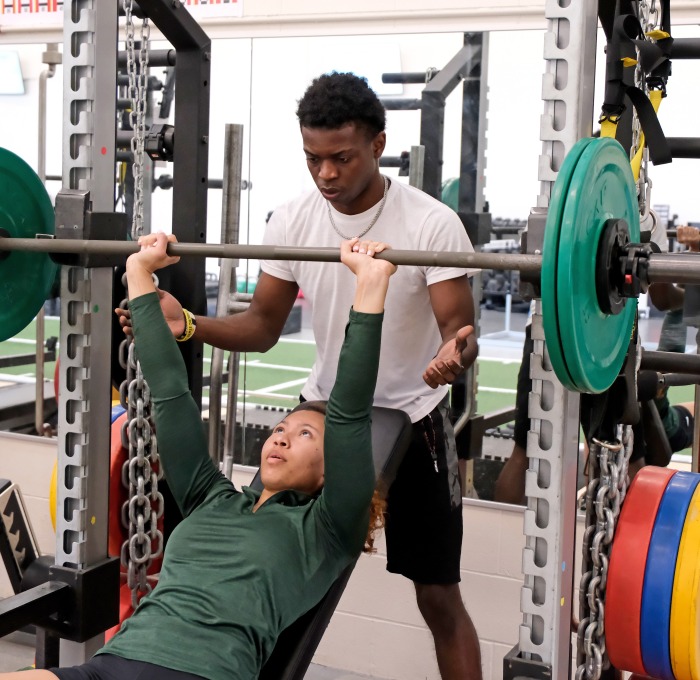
[193, 313, 281, 353]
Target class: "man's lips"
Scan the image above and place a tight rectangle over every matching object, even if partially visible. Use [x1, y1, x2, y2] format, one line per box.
[320, 187, 340, 200]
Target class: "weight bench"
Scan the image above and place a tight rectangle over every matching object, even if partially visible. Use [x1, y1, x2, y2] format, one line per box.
[255, 406, 412, 680]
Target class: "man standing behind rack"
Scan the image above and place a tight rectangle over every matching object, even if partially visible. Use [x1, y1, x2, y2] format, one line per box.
[126, 72, 482, 679]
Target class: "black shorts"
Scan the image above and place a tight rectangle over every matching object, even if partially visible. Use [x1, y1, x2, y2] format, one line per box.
[669, 404, 694, 452]
[50, 654, 205, 680]
[385, 398, 463, 585]
[513, 325, 534, 450]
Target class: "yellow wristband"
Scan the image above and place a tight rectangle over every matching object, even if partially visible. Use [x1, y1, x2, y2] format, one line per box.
[176, 308, 196, 342]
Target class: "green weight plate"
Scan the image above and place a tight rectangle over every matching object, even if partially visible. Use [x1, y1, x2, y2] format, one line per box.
[0, 148, 56, 342]
[541, 137, 594, 390]
[441, 177, 459, 212]
[556, 137, 640, 393]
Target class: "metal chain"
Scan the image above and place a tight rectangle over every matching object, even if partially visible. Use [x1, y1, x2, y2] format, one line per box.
[123, 0, 151, 240]
[575, 425, 633, 680]
[121, 2, 160, 609]
[118, 280, 164, 609]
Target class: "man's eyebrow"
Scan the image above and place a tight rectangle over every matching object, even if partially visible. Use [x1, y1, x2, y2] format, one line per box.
[302, 148, 353, 157]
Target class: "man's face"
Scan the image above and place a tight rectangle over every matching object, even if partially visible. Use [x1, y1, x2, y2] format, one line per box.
[259, 410, 326, 497]
[301, 123, 386, 215]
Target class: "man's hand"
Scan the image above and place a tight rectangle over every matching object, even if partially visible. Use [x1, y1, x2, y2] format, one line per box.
[677, 225, 700, 252]
[115, 287, 187, 339]
[423, 325, 474, 388]
[114, 304, 134, 338]
[155, 288, 187, 337]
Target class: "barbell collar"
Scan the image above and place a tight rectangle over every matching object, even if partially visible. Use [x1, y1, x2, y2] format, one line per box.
[0, 237, 544, 273]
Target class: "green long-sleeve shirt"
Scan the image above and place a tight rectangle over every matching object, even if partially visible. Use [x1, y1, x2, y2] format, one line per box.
[100, 292, 382, 680]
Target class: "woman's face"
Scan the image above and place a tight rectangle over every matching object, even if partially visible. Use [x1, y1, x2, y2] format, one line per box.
[259, 410, 325, 496]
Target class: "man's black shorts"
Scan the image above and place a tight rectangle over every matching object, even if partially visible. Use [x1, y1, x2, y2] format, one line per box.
[385, 398, 463, 585]
[50, 654, 205, 680]
[669, 404, 694, 452]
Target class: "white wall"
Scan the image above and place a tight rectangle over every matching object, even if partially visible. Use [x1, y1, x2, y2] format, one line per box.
[0, 42, 63, 202]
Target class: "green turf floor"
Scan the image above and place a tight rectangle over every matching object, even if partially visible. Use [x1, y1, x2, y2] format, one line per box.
[2, 316, 695, 460]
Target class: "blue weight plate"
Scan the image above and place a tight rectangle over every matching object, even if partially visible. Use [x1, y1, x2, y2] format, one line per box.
[111, 404, 126, 423]
[641, 471, 700, 680]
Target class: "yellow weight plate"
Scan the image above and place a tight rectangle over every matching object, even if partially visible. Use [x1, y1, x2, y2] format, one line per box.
[670, 482, 700, 680]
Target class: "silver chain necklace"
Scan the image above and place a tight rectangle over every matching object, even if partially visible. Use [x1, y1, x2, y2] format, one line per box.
[326, 175, 389, 240]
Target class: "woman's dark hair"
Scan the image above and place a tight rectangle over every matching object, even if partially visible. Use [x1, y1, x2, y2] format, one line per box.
[289, 400, 327, 417]
[296, 72, 386, 139]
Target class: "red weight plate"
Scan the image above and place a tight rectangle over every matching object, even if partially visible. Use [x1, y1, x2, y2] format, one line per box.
[109, 413, 129, 560]
[606, 466, 677, 675]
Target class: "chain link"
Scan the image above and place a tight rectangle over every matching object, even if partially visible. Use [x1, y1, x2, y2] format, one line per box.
[123, 0, 150, 240]
[575, 426, 633, 680]
[118, 290, 164, 609]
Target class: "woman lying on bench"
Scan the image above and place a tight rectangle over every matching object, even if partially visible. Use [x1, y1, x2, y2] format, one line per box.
[7, 231, 411, 680]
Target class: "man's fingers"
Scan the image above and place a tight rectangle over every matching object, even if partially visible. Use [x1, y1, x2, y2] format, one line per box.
[423, 361, 460, 388]
[444, 358, 464, 374]
[456, 325, 474, 344]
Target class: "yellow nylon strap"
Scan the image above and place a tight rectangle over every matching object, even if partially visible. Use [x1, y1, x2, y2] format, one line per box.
[646, 29, 671, 40]
[601, 118, 618, 139]
[630, 89, 663, 180]
[598, 58, 642, 140]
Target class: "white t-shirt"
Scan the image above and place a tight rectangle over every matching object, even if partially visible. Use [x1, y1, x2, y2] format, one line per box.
[261, 179, 475, 422]
[650, 219, 669, 253]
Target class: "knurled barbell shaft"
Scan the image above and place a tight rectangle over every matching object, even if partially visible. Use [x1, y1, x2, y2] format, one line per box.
[0, 237, 544, 273]
[640, 350, 700, 376]
[2, 237, 700, 283]
[646, 253, 700, 284]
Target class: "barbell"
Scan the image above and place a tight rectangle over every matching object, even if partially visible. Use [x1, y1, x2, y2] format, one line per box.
[0, 139, 697, 393]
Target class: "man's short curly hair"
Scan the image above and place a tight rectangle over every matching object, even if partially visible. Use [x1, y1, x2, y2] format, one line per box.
[296, 72, 386, 139]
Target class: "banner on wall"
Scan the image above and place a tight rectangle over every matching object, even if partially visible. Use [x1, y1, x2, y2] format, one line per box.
[0, 0, 59, 11]
[0, 1, 243, 17]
